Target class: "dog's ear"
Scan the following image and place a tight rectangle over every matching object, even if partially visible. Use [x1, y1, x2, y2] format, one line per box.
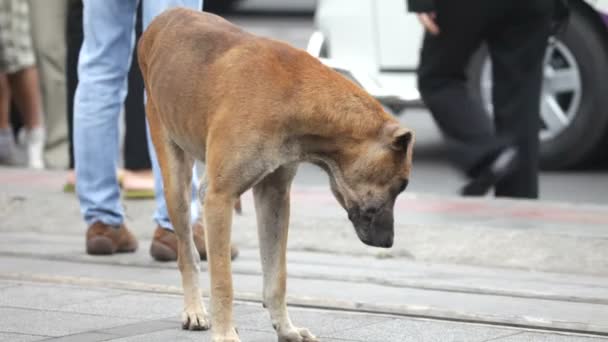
[382, 122, 413, 152]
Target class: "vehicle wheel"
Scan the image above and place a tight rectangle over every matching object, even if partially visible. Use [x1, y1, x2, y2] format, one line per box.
[204, 0, 241, 13]
[469, 9, 608, 169]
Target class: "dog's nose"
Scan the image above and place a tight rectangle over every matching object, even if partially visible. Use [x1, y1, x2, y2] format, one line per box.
[380, 235, 394, 248]
[371, 230, 393, 248]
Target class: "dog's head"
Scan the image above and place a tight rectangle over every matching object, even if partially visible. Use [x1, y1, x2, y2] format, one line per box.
[326, 122, 414, 248]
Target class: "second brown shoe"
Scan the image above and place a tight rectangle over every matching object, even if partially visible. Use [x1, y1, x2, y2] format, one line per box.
[150, 222, 239, 262]
[86, 222, 138, 255]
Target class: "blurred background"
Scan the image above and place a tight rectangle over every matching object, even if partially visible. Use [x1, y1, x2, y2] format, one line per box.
[211, 0, 608, 204]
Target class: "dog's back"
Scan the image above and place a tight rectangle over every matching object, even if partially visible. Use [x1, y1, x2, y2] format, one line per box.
[138, 9, 248, 125]
[139, 9, 328, 152]
[139, 8, 389, 159]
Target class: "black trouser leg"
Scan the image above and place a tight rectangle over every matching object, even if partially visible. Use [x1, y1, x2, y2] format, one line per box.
[66, 0, 83, 170]
[123, 2, 151, 171]
[488, 1, 553, 198]
[417, 1, 506, 175]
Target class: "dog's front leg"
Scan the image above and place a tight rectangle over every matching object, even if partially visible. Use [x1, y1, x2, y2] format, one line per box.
[253, 166, 318, 342]
[204, 189, 240, 342]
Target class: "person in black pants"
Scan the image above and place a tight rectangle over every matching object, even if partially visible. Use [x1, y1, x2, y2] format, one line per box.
[408, 0, 559, 198]
[65, 0, 153, 197]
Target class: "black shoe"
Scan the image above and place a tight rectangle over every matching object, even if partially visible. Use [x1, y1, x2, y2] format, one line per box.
[461, 147, 519, 196]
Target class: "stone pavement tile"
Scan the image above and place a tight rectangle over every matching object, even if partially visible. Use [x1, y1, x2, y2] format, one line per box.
[59, 293, 181, 320]
[0, 332, 48, 342]
[232, 306, 391, 336]
[106, 328, 272, 342]
[159, 302, 276, 325]
[104, 328, 349, 342]
[0, 307, 136, 338]
[0, 283, 119, 311]
[99, 320, 177, 337]
[489, 332, 608, 341]
[288, 308, 393, 336]
[41, 332, 117, 342]
[325, 318, 519, 342]
[0, 281, 19, 290]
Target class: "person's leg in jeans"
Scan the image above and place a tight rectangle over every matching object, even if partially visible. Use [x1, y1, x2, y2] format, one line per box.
[74, 0, 138, 254]
[488, 1, 553, 198]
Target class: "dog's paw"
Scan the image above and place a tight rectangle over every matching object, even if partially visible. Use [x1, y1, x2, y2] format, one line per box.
[279, 327, 319, 342]
[181, 309, 210, 331]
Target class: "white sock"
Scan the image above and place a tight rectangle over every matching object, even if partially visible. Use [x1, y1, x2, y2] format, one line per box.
[18, 126, 45, 169]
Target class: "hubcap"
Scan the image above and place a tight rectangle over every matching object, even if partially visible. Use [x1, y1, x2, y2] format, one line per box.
[480, 38, 582, 141]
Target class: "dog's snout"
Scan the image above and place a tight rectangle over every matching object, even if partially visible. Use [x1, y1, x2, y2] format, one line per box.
[347, 207, 359, 222]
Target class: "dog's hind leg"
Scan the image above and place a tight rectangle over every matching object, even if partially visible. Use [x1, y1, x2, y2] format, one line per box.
[146, 99, 209, 331]
[253, 165, 319, 342]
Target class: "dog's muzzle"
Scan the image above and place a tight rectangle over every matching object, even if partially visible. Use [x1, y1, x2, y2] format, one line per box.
[348, 206, 394, 248]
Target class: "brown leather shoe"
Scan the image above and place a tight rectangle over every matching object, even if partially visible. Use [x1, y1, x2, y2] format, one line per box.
[86, 222, 138, 255]
[150, 222, 239, 262]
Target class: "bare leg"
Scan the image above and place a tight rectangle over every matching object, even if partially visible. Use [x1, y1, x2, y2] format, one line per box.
[254, 165, 318, 342]
[7, 67, 43, 128]
[0, 74, 17, 164]
[7, 67, 45, 168]
[146, 99, 209, 330]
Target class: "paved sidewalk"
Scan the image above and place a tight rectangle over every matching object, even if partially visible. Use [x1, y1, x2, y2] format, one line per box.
[1, 167, 608, 341]
[1, 280, 605, 342]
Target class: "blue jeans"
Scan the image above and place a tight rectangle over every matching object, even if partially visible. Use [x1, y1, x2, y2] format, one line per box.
[74, 0, 203, 229]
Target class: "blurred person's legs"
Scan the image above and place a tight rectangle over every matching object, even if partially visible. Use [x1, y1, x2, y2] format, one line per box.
[0, 0, 45, 169]
[487, 1, 553, 198]
[28, 0, 69, 169]
[417, 0, 522, 197]
[74, 0, 139, 254]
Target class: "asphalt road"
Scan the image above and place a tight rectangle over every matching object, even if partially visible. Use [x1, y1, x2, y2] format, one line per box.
[224, 10, 608, 205]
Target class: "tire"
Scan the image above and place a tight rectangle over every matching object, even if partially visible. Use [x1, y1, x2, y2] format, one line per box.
[204, 0, 241, 13]
[469, 9, 608, 170]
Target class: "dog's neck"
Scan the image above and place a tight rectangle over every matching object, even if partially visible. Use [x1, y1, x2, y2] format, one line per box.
[281, 67, 393, 171]
[292, 103, 386, 161]
[292, 112, 383, 175]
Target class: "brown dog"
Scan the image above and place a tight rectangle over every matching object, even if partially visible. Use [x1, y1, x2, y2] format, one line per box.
[139, 8, 414, 342]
